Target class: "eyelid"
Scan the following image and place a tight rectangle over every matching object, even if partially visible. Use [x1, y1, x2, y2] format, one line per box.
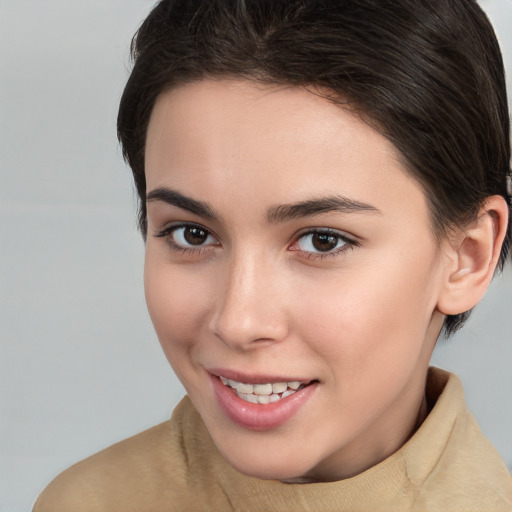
[294, 226, 358, 243]
[154, 220, 214, 237]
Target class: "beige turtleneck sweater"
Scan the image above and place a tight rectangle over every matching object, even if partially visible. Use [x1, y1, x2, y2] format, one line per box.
[33, 368, 512, 511]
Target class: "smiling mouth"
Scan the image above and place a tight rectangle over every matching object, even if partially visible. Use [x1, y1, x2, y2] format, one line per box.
[219, 376, 312, 404]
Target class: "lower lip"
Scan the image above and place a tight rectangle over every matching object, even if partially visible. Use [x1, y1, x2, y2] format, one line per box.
[210, 374, 318, 431]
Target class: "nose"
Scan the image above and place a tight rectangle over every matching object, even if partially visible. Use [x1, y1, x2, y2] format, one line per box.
[209, 251, 289, 350]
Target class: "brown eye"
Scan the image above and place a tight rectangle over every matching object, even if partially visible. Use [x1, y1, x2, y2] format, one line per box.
[295, 230, 350, 255]
[163, 225, 218, 249]
[311, 233, 339, 252]
[183, 226, 209, 245]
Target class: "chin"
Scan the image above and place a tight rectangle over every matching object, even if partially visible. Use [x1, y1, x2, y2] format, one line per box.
[216, 443, 316, 482]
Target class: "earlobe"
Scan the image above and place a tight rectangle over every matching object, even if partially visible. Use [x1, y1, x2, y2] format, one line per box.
[437, 195, 509, 316]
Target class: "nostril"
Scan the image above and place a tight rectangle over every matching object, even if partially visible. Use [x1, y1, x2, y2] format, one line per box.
[210, 307, 289, 349]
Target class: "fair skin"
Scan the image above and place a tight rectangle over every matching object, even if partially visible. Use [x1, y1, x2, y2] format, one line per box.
[143, 79, 508, 483]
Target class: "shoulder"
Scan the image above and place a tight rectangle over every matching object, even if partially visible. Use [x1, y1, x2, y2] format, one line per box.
[413, 368, 512, 510]
[434, 410, 512, 510]
[33, 399, 194, 512]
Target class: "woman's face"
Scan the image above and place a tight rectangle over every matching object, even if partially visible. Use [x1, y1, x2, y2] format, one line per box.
[144, 79, 448, 482]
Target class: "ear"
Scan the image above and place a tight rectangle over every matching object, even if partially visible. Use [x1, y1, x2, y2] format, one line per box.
[437, 195, 509, 316]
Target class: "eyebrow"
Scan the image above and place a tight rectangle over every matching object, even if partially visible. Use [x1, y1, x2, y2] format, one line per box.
[146, 186, 380, 223]
[146, 187, 216, 219]
[267, 196, 380, 223]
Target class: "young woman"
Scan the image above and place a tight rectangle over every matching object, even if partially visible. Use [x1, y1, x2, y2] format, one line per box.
[35, 0, 512, 510]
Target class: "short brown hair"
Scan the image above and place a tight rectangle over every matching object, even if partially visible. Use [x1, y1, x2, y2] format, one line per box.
[118, 0, 511, 335]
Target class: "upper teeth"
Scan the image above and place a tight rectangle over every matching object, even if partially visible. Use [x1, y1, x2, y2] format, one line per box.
[220, 376, 306, 404]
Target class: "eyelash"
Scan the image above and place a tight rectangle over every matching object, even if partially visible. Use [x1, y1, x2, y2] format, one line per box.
[155, 223, 219, 256]
[154, 223, 358, 260]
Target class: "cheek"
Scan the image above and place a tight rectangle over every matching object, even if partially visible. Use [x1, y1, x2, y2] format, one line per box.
[143, 251, 211, 363]
[294, 251, 439, 380]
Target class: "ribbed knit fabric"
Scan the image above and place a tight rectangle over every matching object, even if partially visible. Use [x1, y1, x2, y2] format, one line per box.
[34, 368, 512, 512]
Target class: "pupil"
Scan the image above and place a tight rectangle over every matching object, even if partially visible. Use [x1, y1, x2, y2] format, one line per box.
[184, 227, 208, 245]
[312, 233, 337, 252]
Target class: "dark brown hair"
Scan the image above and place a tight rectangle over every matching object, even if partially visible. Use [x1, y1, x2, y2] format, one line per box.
[117, 0, 511, 335]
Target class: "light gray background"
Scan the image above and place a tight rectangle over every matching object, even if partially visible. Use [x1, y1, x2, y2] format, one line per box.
[1, 1, 511, 511]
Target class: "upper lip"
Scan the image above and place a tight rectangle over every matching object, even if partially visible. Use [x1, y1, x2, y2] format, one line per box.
[207, 367, 313, 384]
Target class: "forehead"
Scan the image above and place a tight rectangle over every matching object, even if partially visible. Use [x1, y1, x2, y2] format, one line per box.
[145, 79, 428, 225]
